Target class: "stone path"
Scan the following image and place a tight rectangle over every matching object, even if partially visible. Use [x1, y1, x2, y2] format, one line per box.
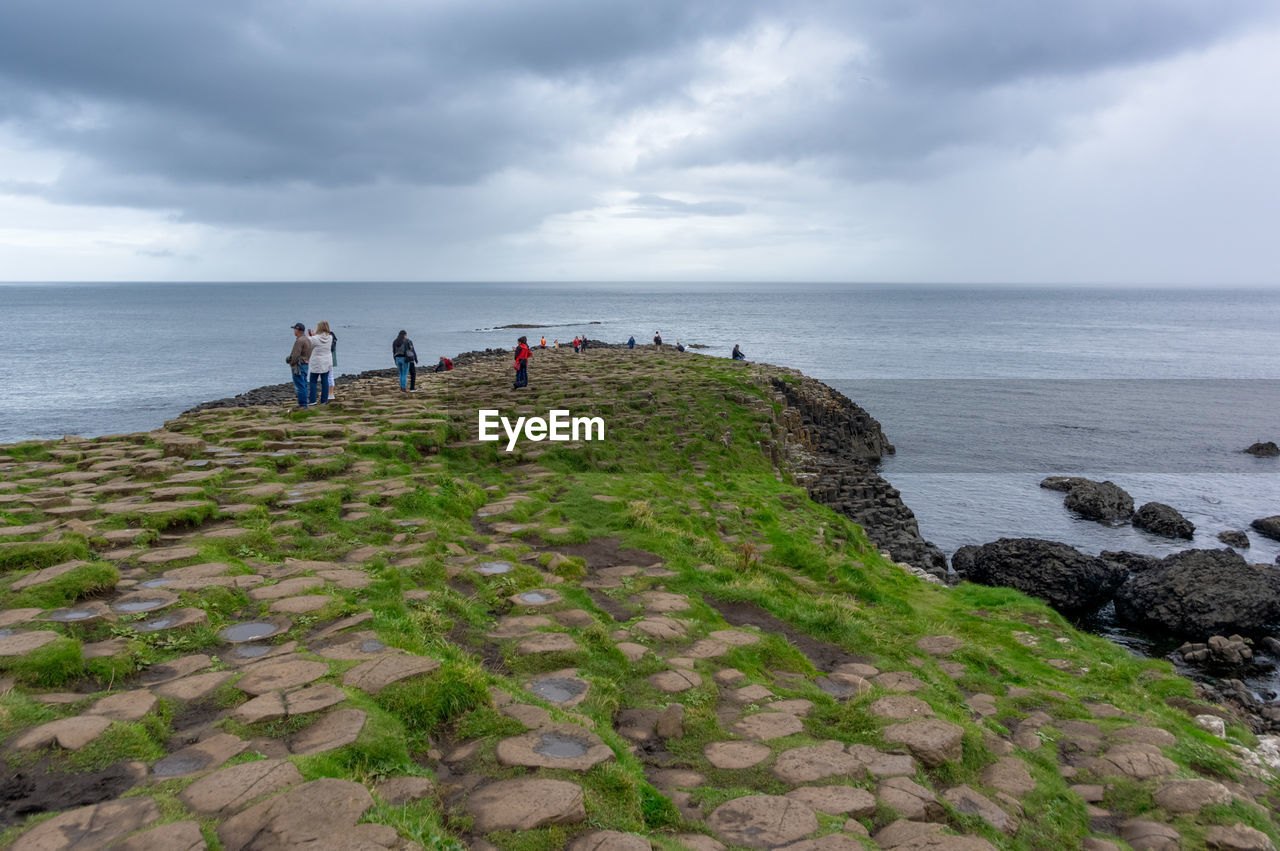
[0, 347, 1277, 849]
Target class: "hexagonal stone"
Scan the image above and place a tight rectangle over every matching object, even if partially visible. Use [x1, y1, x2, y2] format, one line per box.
[517, 632, 580, 654]
[640, 591, 690, 612]
[1152, 778, 1231, 813]
[982, 757, 1036, 796]
[874, 820, 997, 850]
[0, 630, 61, 656]
[687, 639, 731, 659]
[1088, 743, 1178, 780]
[632, 617, 687, 640]
[180, 758, 303, 815]
[772, 741, 865, 784]
[942, 785, 1017, 834]
[705, 741, 772, 769]
[466, 778, 586, 833]
[1205, 823, 1276, 851]
[342, 654, 440, 694]
[877, 776, 944, 822]
[784, 786, 876, 817]
[87, 689, 157, 722]
[286, 682, 346, 715]
[882, 719, 964, 767]
[649, 669, 701, 693]
[708, 629, 759, 646]
[247, 576, 323, 601]
[871, 671, 925, 692]
[495, 723, 614, 771]
[290, 708, 366, 755]
[237, 659, 330, 695]
[0, 608, 44, 628]
[233, 691, 286, 725]
[732, 712, 804, 741]
[732, 685, 775, 703]
[708, 795, 818, 849]
[218, 778, 375, 850]
[138, 546, 199, 564]
[916, 635, 964, 656]
[9, 796, 160, 851]
[269, 595, 332, 614]
[870, 695, 934, 720]
[152, 733, 247, 778]
[10, 560, 93, 591]
[1120, 819, 1181, 851]
[141, 653, 212, 684]
[11, 716, 112, 751]
[1110, 725, 1177, 748]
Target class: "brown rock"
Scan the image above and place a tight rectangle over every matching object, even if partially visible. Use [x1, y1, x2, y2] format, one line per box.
[87, 689, 156, 722]
[0, 630, 61, 656]
[180, 758, 303, 815]
[152, 733, 247, 778]
[152, 671, 232, 701]
[784, 786, 876, 817]
[705, 741, 772, 769]
[236, 658, 330, 695]
[232, 691, 287, 724]
[247, 576, 323, 601]
[342, 654, 440, 694]
[632, 617, 686, 640]
[707, 795, 818, 849]
[1120, 819, 1181, 851]
[268, 595, 331, 613]
[10, 796, 160, 851]
[217, 778, 374, 851]
[286, 682, 346, 715]
[495, 723, 614, 771]
[1152, 778, 1232, 813]
[732, 712, 804, 741]
[376, 776, 436, 806]
[517, 632, 580, 654]
[981, 757, 1036, 796]
[656, 703, 685, 739]
[877, 776, 944, 822]
[1205, 823, 1277, 851]
[942, 785, 1017, 834]
[649, 669, 701, 693]
[870, 695, 934, 720]
[1089, 743, 1178, 780]
[1110, 725, 1177, 748]
[290, 708, 366, 755]
[568, 830, 651, 851]
[772, 741, 864, 784]
[111, 820, 206, 851]
[874, 819, 998, 850]
[779, 837, 864, 851]
[466, 778, 586, 832]
[916, 635, 964, 656]
[882, 719, 964, 767]
[11, 716, 112, 751]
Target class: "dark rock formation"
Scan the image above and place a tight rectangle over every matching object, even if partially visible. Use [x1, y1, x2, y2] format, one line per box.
[1217, 530, 1250, 549]
[1133, 502, 1195, 540]
[1039, 476, 1091, 493]
[1251, 516, 1280, 542]
[768, 375, 947, 579]
[1176, 635, 1253, 671]
[1061, 480, 1134, 525]
[950, 538, 1126, 614]
[1101, 551, 1160, 572]
[1114, 549, 1280, 637]
[1244, 441, 1279, 457]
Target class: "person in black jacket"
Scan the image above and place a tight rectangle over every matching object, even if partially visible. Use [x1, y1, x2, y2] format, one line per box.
[392, 330, 418, 392]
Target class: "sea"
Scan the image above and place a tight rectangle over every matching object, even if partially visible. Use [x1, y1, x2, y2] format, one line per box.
[3, 282, 1279, 571]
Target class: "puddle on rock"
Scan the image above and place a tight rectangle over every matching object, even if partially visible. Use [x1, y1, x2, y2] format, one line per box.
[220, 622, 278, 643]
[231, 643, 272, 659]
[0, 629, 12, 639]
[533, 733, 590, 759]
[139, 578, 174, 589]
[151, 752, 210, 777]
[136, 616, 177, 632]
[358, 638, 387, 654]
[517, 591, 552, 604]
[477, 562, 513, 575]
[47, 608, 97, 622]
[112, 599, 170, 614]
[529, 677, 586, 704]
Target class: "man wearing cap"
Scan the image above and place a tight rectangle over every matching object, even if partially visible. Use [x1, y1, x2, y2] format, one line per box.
[286, 322, 314, 409]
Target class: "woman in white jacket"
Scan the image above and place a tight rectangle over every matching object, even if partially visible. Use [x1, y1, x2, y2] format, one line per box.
[307, 321, 336, 405]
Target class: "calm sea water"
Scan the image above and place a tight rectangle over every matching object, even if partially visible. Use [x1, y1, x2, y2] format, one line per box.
[2, 282, 1278, 567]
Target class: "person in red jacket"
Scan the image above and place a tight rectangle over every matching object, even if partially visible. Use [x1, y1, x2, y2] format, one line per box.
[513, 336, 531, 389]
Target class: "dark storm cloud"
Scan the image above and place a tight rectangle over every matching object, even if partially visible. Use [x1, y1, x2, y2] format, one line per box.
[0, 0, 1275, 229]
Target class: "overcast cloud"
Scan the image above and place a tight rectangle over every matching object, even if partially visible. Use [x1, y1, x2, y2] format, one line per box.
[0, 0, 1277, 283]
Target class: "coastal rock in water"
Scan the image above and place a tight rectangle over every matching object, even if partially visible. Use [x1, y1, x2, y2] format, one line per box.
[1101, 551, 1160, 573]
[1244, 441, 1280, 457]
[1114, 549, 1280, 637]
[1176, 635, 1253, 671]
[1218, 530, 1251, 549]
[1252, 516, 1280, 542]
[951, 538, 1126, 614]
[1062, 480, 1134, 525]
[1039, 476, 1091, 493]
[1133, 502, 1195, 540]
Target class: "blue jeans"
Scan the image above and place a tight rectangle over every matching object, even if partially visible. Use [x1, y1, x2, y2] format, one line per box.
[395, 357, 410, 389]
[514, 361, 528, 388]
[292, 364, 310, 407]
[308, 371, 330, 404]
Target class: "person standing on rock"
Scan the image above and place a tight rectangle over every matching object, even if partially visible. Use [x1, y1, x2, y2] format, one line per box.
[513, 335, 531, 389]
[286, 322, 314, 409]
[628, 335, 635, 349]
[572, 335, 580, 353]
[540, 336, 546, 349]
[653, 331, 662, 347]
[307, 321, 335, 405]
[392, 330, 417, 392]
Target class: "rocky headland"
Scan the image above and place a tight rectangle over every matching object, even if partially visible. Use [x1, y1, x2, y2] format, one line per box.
[1, 348, 1278, 849]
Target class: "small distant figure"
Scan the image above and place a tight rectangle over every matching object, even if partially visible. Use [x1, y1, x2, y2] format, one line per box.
[286, 322, 314, 409]
[553, 339, 560, 350]
[572, 336, 581, 353]
[392, 330, 418, 392]
[653, 331, 662, 347]
[540, 336, 546, 349]
[731, 344, 745, 361]
[328, 371, 337, 399]
[628, 335, 636, 349]
[580, 334, 588, 351]
[434, 355, 453, 373]
[307, 321, 335, 405]
[676, 340, 685, 352]
[513, 335, 531, 389]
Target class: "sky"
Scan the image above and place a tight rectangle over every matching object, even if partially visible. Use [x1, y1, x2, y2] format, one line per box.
[1, 0, 1278, 285]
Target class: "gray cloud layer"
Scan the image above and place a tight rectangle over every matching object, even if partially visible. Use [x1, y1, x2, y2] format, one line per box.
[1, 0, 1277, 280]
